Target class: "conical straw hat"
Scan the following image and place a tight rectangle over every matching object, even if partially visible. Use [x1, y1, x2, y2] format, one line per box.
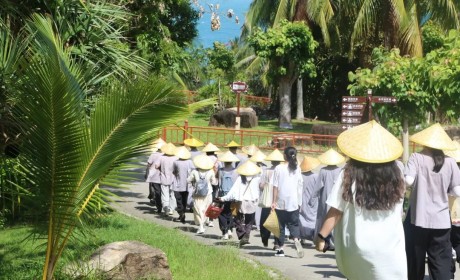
[265, 149, 285, 162]
[174, 146, 191, 160]
[151, 138, 166, 150]
[184, 138, 204, 147]
[410, 123, 456, 151]
[300, 156, 321, 172]
[250, 150, 266, 163]
[242, 144, 259, 156]
[193, 154, 214, 170]
[445, 141, 460, 162]
[237, 160, 261, 176]
[317, 148, 345, 166]
[202, 142, 220, 152]
[160, 142, 176, 156]
[218, 151, 240, 162]
[225, 140, 241, 147]
[337, 120, 403, 163]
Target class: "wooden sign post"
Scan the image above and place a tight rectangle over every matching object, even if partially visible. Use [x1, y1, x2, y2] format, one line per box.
[341, 89, 397, 129]
[231, 81, 248, 130]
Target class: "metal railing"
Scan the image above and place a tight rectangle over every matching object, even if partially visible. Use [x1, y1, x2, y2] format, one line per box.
[161, 121, 337, 155]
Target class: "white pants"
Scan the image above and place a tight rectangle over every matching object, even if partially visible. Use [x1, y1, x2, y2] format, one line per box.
[161, 184, 177, 213]
[193, 194, 212, 229]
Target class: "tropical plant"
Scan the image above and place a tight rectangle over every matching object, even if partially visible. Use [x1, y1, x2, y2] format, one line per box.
[8, 14, 209, 280]
[249, 20, 317, 128]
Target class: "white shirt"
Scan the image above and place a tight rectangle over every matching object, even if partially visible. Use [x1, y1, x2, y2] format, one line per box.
[273, 163, 303, 211]
[327, 171, 407, 280]
[221, 176, 260, 202]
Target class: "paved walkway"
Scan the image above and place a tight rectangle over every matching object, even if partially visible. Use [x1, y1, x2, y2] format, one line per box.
[110, 173, 447, 280]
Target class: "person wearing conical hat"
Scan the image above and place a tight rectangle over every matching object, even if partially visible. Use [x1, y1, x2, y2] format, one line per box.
[315, 120, 408, 280]
[271, 147, 304, 258]
[225, 140, 247, 167]
[250, 150, 267, 169]
[187, 154, 216, 234]
[403, 123, 460, 280]
[158, 143, 179, 216]
[258, 149, 284, 248]
[217, 160, 261, 246]
[446, 141, 460, 278]
[172, 147, 194, 224]
[145, 140, 164, 209]
[313, 148, 345, 249]
[216, 151, 240, 240]
[299, 156, 321, 245]
[242, 144, 259, 158]
[202, 143, 221, 228]
[184, 138, 203, 159]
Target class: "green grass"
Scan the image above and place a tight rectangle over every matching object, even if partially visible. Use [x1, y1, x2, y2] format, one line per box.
[0, 213, 281, 280]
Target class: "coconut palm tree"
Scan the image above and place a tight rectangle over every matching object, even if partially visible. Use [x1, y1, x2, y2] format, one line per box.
[7, 14, 210, 280]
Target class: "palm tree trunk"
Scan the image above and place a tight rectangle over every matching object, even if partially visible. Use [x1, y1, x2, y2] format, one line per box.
[296, 77, 304, 120]
[278, 77, 293, 129]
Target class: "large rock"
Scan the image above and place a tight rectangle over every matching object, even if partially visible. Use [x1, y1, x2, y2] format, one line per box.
[65, 241, 172, 280]
[209, 107, 258, 128]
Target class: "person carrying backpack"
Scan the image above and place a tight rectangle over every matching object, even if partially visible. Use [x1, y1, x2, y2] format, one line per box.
[188, 154, 215, 234]
[216, 151, 240, 240]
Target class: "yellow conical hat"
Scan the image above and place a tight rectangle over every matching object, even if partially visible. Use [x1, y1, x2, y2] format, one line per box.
[202, 142, 220, 152]
[410, 123, 456, 151]
[250, 150, 266, 163]
[218, 151, 240, 162]
[300, 156, 321, 172]
[184, 138, 204, 147]
[445, 141, 460, 162]
[237, 160, 261, 176]
[193, 154, 214, 170]
[161, 142, 176, 156]
[317, 148, 345, 166]
[337, 120, 403, 163]
[225, 140, 241, 147]
[174, 146, 191, 160]
[242, 144, 259, 156]
[265, 149, 285, 162]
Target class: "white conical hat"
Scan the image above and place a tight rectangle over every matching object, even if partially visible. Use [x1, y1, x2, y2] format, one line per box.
[193, 154, 214, 170]
[337, 120, 403, 163]
[150, 138, 166, 152]
[250, 150, 266, 163]
[160, 142, 176, 156]
[218, 151, 240, 162]
[410, 123, 456, 151]
[265, 149, 285, 162]
[202, 142, 220, 152]
[236, 160, 261, 176]
[242, 144, 259, 156]
[174, 146, 191, 160]
[317, 148, 345, 166]
[184, 138, 204, 147]
[445, 141, 460, 162]
[300, 156, 321, 172]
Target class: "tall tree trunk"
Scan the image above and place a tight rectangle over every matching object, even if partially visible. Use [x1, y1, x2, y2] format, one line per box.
[278, 77, 293, 129]
[296, 77, 304, 120]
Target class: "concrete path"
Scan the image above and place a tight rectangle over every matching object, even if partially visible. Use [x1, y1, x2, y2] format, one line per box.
[109, 169, 451, 280]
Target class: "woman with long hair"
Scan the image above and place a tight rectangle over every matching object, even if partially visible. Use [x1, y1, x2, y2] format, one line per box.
[271, 147, 304, 258]
[316, 121, 407, 279]
[404, 124, 460, 280]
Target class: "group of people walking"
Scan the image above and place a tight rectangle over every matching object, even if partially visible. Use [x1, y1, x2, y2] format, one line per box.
[146, 120, 460, 279]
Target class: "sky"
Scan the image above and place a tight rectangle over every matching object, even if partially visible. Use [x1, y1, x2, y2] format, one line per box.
[193, 0, 251, 48]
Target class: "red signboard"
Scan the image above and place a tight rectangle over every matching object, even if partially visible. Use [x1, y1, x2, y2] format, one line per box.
[342, 103, 365, 110]
[341, 117, 362, 124]
[341, 110, 364, 117]
[342, 96, 367, 103]
[372, 96, 397, 103]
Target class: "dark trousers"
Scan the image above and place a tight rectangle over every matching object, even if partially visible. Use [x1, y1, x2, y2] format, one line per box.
[148, 183, 155, 200]
[260, 207, 280, 245]
[451, 226, 460, 277]
[275, 209, 300, 247]
[218, 201, 234, 234]
[174, 191, 189, 215]
[152, 183, 162, 213]
[234, 212, 255, 240]
[405, 222, 452, 280]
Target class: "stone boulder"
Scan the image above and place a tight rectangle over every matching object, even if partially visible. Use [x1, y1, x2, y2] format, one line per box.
[65, 241, 172, 280]
[311, 124, 342, 146]
[209, 107, 258, 128]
